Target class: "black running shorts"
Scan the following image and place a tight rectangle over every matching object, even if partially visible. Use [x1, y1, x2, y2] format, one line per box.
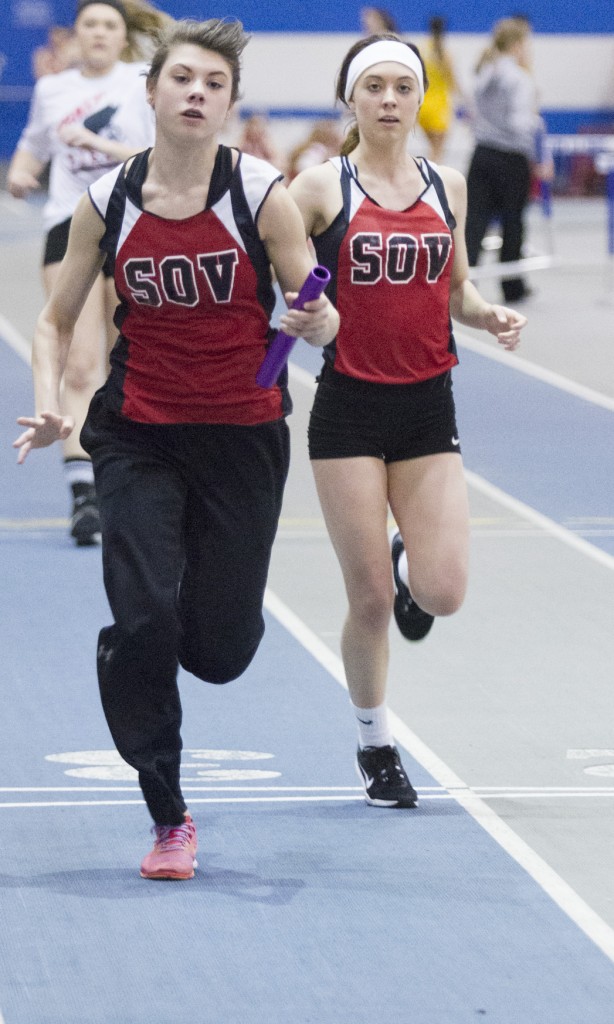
[308, 363, 461, 462]
[44, 217, 113, 278]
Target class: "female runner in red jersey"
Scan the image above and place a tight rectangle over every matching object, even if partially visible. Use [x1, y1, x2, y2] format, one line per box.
[14, 19, 339, 879]
[289, 35, 526, 809]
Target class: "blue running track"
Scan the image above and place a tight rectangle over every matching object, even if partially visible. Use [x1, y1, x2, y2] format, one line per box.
[1, 333, 614, 1023]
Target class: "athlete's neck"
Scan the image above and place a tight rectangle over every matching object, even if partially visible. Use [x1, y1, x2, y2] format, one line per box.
[149, 136, 219, 190]
[142, 139, 220, 218]
[352, 141, 417, 186]
[350, 142, 424, 211]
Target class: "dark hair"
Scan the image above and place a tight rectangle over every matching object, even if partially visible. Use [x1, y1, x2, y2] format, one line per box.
[369, 8, 399, 33]
[336, 34, 427, 156]
[76, 1, 173, 62]
[429, 16, 447, 61]
[146, 18, 249, 104]
[76, 0, 128, 25]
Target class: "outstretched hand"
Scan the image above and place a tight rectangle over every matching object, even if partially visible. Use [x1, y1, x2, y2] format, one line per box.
[13, 411, 74, 464]
[483, 304, 527, 351]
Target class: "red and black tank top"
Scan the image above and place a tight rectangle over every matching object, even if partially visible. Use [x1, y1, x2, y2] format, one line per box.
[313, 155, 458, 384]
[88, 146, 289, 425]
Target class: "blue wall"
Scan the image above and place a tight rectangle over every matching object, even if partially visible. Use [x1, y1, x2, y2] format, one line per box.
[27, 0, 614, 35]
[183, 0, 613, 33]
[1, 0, 613, 159]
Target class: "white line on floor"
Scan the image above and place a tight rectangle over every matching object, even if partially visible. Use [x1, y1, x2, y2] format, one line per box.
[289, 364, 614, 574]
[465, 470, 614, 573]
[456, 332, 614, 413]
[264, 585, 614, 966]
[0, 313, 30, 364]
[3, 791, 614, 809]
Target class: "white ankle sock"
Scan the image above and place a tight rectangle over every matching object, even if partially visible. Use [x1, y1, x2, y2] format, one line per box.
[351, 700, 394, 749]
[64, 458, 94, 487]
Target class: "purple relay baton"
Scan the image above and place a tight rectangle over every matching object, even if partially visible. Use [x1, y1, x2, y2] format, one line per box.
[256, 265, 331, 388]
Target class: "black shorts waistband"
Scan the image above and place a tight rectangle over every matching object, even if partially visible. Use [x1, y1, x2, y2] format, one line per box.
[318, 361, 452, 397]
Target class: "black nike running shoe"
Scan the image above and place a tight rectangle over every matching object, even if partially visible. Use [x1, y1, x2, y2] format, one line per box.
[390, 530, 434, 642]
[356, 745, 418, 808]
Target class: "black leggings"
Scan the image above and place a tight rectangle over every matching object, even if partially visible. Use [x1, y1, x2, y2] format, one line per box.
[465, 144, 532, 302]
[81, 392, 290, 823]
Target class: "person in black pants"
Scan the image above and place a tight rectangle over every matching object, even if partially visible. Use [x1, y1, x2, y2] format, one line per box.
[465, 17, 550, 302]
[14, 18, 339, 880]
[466, 146, 532, 300]
[7, 0, 168, 546]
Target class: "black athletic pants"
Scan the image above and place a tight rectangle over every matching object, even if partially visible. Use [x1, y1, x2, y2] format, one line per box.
[81, 393, 290, 824]
[465, 144, 532, 302]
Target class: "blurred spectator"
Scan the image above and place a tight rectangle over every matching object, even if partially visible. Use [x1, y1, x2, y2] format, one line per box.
[360, 7, 399, 35]
[8, 0, 166, 546]
[465, 17, 551, 302]
[238, 114, 286, 173]
[32, 26, 80, 79]
[287, 119, 343, 181]
[417, 16, 460, 163]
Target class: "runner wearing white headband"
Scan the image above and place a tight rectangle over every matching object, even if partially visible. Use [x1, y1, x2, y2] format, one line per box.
[288, 32, 527, 813]
[344, 38, 425, 104]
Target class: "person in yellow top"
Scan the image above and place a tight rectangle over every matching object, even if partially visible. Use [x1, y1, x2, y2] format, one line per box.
[418, 16, 458, 162]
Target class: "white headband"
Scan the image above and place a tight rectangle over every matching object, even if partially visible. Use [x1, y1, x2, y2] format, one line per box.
[344, 40, 425, 104]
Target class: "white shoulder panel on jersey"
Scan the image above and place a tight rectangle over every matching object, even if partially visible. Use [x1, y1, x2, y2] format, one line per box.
[421, 171, 450, 228]
[414, 157, 451, 227]
[333, 156, 367, 224]
[88, 164, 125, 221]
[117, 197, 144, 254]
[238, 152, 283, 222]
[210, 191, 247, 254]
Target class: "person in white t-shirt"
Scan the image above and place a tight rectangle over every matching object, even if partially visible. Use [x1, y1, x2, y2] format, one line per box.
[7, 0, 163, 545]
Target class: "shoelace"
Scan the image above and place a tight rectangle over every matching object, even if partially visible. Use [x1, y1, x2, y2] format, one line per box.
[152, 821, 195, 851]
[368, 748, 406, 783]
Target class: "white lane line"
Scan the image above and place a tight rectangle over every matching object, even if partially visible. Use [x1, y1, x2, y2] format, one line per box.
[2, 783, 614, 796]
[456, 332, 614, 413]
[289, 364, 614, 574]
[4, 790, 614, 809]
[0, 785, 364, 793]
[289, 341, 614, 414]
[473, 791, 614, 799]
[465, 470, 614, 573]
[0, 796, 370, 809]
[263, 586, 614, 965]
[0, 313, 30, 364]
[475, 786, 614, 793]
[0, 799, 144, 809]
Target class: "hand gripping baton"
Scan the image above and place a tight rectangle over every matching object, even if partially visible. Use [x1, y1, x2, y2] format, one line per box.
[256, 265, 331, 388]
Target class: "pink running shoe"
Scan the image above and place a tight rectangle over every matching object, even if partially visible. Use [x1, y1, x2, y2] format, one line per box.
[140, 813, 198, 880]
